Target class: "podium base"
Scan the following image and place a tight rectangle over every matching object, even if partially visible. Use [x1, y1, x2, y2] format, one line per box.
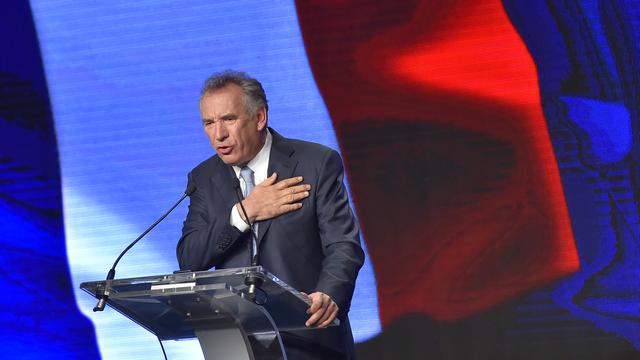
[194, 317, 287, 360]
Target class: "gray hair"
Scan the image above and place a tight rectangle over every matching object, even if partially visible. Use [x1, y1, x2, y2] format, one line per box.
[200, 70, 268, 118]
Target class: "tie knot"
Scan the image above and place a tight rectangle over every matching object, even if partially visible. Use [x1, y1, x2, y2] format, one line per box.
[240, 166, 254, 181]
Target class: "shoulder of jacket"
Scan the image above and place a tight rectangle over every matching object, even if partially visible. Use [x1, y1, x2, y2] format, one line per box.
[190, 154, 224, 179]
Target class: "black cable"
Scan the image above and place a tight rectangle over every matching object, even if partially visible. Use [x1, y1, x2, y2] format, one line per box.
[231, 177, 259, 265]
[231, 176, 264, 302]
[157, 336, 168, 360]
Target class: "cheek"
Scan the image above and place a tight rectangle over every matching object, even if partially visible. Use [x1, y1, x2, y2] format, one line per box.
[229, 129, 245, 145]
[204, 128, 218, 144]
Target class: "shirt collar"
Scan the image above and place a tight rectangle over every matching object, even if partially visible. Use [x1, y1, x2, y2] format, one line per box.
[232, 129, 272, 178]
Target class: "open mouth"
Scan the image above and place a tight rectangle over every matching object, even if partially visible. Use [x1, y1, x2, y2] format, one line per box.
[217, 146, 232, 155]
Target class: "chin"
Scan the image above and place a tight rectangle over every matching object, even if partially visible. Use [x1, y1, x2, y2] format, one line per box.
[224, 157, 245, 167]
[221, 158, 237, 166]
[216, 153, 234, 165]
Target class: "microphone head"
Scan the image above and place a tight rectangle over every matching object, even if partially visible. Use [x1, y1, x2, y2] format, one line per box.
[185, 182, 197, 195]
[185, 172, 197, 195]
[93, 297, 107, 312]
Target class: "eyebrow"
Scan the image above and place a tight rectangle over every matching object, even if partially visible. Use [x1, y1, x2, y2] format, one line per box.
[220, 113, 238, 120]
[201, 113, 239, 124]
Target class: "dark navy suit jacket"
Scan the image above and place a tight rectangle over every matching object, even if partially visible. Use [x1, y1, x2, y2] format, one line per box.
[177, 129, 364, 356]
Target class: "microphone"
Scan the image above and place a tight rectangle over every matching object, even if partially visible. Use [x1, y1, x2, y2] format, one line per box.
[231, 177, 264, 302]
[93, 177, 197, 312]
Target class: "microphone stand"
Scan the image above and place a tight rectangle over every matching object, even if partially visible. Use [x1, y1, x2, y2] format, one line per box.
[232, 178, 264, 303]
[93, 181, 196, 311]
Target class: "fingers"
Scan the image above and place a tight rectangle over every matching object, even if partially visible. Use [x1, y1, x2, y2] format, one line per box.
[318, 306, 339, 328]
[283, 188, 309, 204]
[306, 298, 326, 327]
[278, 183, 310, 206]
[248, 175, 311, 221]
[279, 203, 303, 214]
[266, 178, 310, 210]
[277, 176, 304, 189]
[286, 184, 311, 196]
[306, 292, 323, 314]
[305, 292, 338, 328]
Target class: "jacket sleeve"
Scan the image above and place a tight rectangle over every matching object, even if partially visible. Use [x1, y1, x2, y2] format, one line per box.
[314, 149, 365, 315]
[176, 172, 247, 271]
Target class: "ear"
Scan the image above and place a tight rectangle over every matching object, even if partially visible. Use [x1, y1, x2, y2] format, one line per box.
[256, 106, 267, 131]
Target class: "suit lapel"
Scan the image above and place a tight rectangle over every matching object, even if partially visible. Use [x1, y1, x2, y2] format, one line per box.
[258, 129, 297, 244]
[210, 159, 238, 209]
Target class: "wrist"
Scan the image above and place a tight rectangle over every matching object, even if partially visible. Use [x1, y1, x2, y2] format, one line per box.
[236, 201, 255, 224]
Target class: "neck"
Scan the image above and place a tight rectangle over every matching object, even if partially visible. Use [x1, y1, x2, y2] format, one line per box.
[238, 129, 268, 168]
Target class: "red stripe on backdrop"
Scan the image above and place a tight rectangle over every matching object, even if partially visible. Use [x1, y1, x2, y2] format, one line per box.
[296, 0, 578, 325]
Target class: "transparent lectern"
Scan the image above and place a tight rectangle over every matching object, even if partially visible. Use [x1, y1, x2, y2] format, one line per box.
[81, 266, 319, 359]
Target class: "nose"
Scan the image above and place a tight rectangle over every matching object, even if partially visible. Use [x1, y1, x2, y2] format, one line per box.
[214, 121, 228, 142]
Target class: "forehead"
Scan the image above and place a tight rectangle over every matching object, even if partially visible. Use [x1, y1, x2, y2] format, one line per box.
[200, 84, 247, 115]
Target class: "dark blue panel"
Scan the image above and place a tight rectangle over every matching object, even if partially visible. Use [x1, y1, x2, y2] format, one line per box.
[0, 2, 100, 358]
[504, 0, 640, 350]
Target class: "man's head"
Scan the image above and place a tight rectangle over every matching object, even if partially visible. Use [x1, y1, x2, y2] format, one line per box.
[200, 70, 268, 166]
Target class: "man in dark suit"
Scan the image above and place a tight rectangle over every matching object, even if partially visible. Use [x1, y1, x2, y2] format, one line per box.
[177, 70, 364, 359]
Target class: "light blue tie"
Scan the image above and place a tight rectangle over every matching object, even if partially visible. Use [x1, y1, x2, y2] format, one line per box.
[240, 166, 258, 259]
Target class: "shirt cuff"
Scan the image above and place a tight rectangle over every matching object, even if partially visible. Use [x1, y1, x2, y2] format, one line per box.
[230, 203, 251, 232]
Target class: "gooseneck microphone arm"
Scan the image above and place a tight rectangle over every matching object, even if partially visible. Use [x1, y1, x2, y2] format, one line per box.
[93, 179, 197, 312]
[232, 177, 264, 302]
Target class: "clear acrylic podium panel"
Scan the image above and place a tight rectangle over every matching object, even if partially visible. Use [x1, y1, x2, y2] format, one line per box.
[80, 266, 314, 341]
